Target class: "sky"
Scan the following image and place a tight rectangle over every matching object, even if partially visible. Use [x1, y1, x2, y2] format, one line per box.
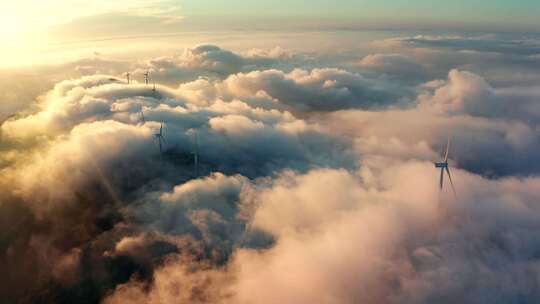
[3, 0, 540, 40]
[182, 0, 540, 22]
[0, 0, 538, 67]
[0, 0, 537, 68]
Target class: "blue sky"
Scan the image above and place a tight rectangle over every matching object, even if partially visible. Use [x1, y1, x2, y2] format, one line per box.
[3, 0, 539, 35]
[181, 0, 540, 24]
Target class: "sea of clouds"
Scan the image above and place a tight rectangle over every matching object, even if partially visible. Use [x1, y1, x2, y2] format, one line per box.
[2, 33, 540, 303]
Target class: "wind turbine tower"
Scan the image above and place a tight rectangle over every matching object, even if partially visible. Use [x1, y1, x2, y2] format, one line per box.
[126, 72, 131, 84]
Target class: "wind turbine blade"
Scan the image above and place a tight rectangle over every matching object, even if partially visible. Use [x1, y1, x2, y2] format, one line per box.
[445, 167, 457, 199]
[439, 168, 444, 189]
[444, 137, 450, 162]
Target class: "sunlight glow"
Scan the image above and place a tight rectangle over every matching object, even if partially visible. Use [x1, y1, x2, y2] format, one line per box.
[0, 11, 26, 44]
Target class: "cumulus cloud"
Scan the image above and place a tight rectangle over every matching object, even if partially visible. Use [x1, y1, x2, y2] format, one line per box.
[418, 69, 540, 123]
[130, 44, 306, 86]
[217, 68, 412, 112]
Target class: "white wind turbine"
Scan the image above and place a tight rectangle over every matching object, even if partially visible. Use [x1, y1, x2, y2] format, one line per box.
[139, 108, 146, 123]
[144, 70, 150, 85]
[435, 137, 457, 198]
[154, 122, 166, 156]
[193, 131, 199, 178]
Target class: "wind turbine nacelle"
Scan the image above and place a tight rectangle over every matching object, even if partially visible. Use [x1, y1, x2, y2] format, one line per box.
[435, 162, 448, 168]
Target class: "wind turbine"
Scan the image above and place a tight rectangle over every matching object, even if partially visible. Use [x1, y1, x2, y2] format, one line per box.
[193, 131, 199, 178]
[435, 137, 457, 198]
[144, 70, 150, 85]
[154, 122, 166, 156]
[139, 108, 146, 123]
[126, 72, 131, 84]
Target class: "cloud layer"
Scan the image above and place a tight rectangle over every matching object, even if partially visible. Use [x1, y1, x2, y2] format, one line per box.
[2, 35, 540, 303]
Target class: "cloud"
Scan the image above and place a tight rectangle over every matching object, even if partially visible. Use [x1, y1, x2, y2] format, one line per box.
[0, 70, 52, 116]
[370, 34, 540, 87]
[104, 164, 540, 304]
[45, 0, 184, 43]
[418, 69, 540, 123]
[130, 45, 304, 86]
[134, 173, 249, 242]
[3, 40, 540, 304]
[209, 115, 265, 135]
[359, 53, 427, 81]
[228, 165, 540, 304]
[45, 45, 416, 114]
[103, 254, 230, 304]
[418, 69, 494, 115]
[399, 35, 540, 56]
[218, 68, 412, 112]
[0, 63, 357, 301]
[319, 105, 540, 178]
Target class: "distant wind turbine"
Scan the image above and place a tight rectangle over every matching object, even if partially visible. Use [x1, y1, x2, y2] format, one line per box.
[126, 72, 131, 84]
[154, 122, 166, 156]
[193, 131, 199, 178]
[144, 70, 150, 85]
[139, 108, 146, 123]
[435, 137, 457, 198]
